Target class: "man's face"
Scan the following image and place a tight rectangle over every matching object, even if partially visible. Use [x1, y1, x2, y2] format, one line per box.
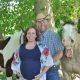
[36, 19, 48, 32]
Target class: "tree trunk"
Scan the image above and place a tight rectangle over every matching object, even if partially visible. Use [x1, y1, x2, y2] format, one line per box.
[34, 0, 55, 30]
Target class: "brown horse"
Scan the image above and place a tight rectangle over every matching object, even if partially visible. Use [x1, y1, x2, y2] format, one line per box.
[61, 21, 80, 80]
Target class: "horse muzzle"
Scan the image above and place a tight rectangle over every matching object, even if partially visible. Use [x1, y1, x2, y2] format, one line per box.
[64, 46, 73, 59]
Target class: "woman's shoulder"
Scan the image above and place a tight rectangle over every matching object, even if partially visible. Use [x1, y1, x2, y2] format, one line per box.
[20, 43, 25, 48]
[17, 43, 25, 51]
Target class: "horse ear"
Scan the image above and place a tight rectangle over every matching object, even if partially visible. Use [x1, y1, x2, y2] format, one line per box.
[60, 20, 65, 27]
[73, 19, 78, 26]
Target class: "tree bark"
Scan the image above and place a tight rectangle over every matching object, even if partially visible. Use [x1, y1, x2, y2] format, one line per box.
[34, 0, 55, 30]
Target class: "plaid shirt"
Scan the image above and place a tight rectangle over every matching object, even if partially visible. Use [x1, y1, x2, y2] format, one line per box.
[39, 28, 64, 65]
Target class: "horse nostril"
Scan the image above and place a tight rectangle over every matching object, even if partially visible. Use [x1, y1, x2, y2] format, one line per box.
[71, 39, 74, 43]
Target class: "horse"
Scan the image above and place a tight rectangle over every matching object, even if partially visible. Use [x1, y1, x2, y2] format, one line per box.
[60, 20, 80, 80]
[0, 37, 11, 69]
[0, 31, 24, 80]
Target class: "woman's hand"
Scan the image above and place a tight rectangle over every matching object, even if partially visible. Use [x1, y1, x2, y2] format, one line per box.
[33, 74, 42, 80]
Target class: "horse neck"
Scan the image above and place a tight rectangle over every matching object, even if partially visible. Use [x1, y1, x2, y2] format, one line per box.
[74, 33, 80, 46]
[73, 33, 80, 56]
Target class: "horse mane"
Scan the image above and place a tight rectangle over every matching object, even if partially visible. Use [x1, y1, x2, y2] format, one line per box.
[0, 53, 4, 68]
[5, 53, 14, 77]
[62, 21, 75, 26]
[0, 37, 11, 49]
[77, 18, 80, 33]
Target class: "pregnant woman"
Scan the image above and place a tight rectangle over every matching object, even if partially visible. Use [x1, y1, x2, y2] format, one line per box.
[11, 26, 53, 80]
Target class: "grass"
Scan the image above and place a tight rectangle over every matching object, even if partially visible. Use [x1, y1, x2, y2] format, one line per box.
[0, 72, 6, 80]
[0, 71, 80, 80]
[0, 72, 16, 80]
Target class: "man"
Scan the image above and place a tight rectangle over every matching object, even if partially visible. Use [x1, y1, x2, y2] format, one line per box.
[36, 13, 64, 80]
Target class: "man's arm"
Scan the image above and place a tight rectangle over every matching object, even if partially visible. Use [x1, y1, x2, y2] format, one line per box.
[52, 33, 64, 61]
[52, 50, 63, 61]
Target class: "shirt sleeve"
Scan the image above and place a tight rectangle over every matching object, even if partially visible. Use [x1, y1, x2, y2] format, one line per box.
[52, 33, 64, 53]
[44, 52, 54, 66]
[40, 47, 54, 67]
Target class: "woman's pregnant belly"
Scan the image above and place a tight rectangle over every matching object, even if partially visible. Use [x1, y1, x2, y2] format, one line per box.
[20, 59, 41, 79]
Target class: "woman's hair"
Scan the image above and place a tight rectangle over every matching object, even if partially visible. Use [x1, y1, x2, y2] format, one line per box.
[23, 26, 39, 44]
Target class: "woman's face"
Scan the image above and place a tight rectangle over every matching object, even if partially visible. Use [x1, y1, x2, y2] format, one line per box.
[26, 28, 37, 42]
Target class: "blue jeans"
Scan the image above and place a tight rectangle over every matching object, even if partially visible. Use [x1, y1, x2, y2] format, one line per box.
[46, 66, 60, 80]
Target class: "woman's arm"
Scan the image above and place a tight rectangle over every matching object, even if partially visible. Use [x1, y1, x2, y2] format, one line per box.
[34, 44, 54, 80]
[34, 66, 50, 80]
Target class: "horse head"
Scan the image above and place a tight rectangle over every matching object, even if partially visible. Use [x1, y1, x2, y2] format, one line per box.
[60, 20, 78, 58]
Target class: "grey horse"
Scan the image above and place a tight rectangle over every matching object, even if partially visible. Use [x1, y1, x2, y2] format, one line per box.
[60, 20, 80, 80]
